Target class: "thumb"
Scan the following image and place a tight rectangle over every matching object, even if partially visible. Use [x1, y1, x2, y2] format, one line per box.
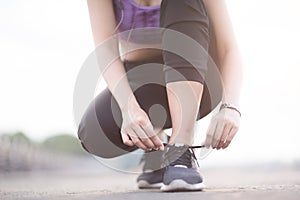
[121, 133, 134, 146]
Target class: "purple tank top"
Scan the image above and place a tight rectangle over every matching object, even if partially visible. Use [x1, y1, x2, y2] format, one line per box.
[113, 0, 162, 44]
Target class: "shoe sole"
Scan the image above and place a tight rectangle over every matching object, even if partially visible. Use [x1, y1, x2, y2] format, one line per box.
[161, 179, 205, 192]
[137, 180, 164, 189]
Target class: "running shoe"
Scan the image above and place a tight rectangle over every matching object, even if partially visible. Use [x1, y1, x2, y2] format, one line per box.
[161, 143, 205, 192]
[136, 149, 165, 189]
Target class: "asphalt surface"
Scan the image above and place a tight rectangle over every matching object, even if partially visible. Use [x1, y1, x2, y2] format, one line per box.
[1, 159, 300, 200]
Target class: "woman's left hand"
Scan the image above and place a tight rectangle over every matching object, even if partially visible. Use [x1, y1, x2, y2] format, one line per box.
[203, 108, 241, 149]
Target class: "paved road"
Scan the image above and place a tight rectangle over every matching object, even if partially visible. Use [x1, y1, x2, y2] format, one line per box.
[1, 160, 300, 200]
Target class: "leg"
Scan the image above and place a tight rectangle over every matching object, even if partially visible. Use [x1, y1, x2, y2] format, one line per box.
[160, 0, 210, 145]
[78, 68, 171, 158]
[159, 0, 225, 191]
[77, 88, 138, 158]
[166, 82, 203, 145]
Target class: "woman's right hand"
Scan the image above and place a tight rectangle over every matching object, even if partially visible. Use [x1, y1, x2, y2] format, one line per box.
[120, 99, 164, 151]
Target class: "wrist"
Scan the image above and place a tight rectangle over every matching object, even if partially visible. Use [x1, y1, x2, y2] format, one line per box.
[219, 102, 241, 117]
[119, 95, 140, 113]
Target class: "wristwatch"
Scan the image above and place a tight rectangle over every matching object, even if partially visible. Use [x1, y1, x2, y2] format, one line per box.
[219, 102, 241, 117]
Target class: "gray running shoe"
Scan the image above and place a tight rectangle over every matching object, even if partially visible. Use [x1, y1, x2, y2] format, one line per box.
[137, 149, 165, 189]
[161, 143, 205, 192]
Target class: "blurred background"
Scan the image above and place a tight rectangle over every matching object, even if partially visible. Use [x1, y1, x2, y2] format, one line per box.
[0, 0, 300, 183]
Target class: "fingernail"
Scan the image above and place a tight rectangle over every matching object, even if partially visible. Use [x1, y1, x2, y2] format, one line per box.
[159, 145, 164, 151]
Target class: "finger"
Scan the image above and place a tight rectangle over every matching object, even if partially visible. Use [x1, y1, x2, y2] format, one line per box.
[216, 124, 231, 150]
[121, 134, 134, 147]
[223, 127, 237, 149]
[149, 135, 164, 151]
[141, 122, 163, 148]
[121, 132, 134, 146]
[128, 129, 148, 150]
[141, 121, 155, 137]
[203, 121, 217, 148]
[219, 124, 232, 149]
[130, 134, 148, 150]
[212, 122, 223, 149]
[132, 125, 155, 149]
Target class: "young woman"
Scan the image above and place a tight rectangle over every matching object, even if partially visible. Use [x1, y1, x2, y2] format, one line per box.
[78, 0, 243, 191]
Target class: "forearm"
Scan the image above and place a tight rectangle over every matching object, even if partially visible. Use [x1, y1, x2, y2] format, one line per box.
[102, 58, 139, 111]
[219, 49, 243, 106]
[87, 0, 139, 111]
[202, 0, 243, 105]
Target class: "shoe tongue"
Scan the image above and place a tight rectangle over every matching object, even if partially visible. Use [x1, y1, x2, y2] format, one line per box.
[165, 144, 192, 168]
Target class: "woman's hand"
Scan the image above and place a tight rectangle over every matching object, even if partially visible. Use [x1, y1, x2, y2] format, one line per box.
[203, 108, 240, 149]
[120, 100, 164, 151]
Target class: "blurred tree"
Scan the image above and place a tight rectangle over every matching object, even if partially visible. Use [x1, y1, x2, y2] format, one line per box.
[1, 131, 32, 144]
[42, 134, 87, 155]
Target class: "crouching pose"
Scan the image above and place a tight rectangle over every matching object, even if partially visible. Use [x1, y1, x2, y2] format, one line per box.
[78, 0, 243, 192]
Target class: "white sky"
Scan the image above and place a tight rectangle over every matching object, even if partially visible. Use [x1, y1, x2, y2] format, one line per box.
[0, 0, 300, 165]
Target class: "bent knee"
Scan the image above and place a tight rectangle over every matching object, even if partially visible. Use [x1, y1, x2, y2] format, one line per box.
[77, 114, 137, 159]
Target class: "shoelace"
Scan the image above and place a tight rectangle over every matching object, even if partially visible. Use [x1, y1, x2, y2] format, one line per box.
[163, 143, 205, 149]
[163, 142, 205, 149]
[162, 143, 202, 168]
[139, 143, 204, 169]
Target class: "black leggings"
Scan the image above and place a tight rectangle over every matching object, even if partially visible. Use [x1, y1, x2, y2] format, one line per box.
[77, 0, 223, 158]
